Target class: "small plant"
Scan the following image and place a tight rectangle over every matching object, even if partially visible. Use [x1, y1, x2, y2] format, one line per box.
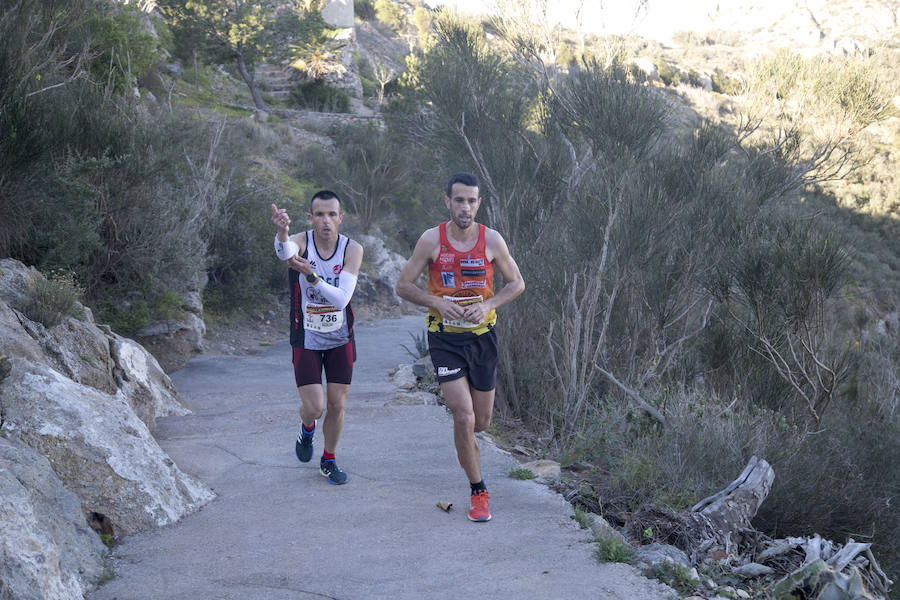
[400, 329, 429, 360]
[508, 467, 536, 480]
[655, 57, 681, 86]
[21, 270, 84, 328]
[95, 565, 116, 586]
[642, 560, 697, 594]
[571, 505, 592, 529]
[595, 537, 633, 564]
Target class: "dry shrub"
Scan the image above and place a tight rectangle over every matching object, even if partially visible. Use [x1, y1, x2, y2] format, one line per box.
[20, 271, 85, 328]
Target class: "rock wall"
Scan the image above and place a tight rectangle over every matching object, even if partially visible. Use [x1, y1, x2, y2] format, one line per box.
[321, 0, 355, 30]
[0, 259, 215, 599]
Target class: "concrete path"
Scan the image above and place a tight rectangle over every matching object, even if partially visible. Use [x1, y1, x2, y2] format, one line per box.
[87, 315, 672, 600]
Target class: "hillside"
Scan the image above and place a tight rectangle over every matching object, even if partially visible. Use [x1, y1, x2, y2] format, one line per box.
[3, 1, 899, 598]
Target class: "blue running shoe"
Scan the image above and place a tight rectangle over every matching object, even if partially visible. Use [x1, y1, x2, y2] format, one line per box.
[319, 458, 348, 485]
[295, 426, 314, 463]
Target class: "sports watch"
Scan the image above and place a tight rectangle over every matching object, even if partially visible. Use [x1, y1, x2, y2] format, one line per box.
[305, 272, 318, 284]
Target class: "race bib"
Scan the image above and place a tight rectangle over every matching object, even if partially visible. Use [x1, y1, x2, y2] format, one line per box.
[304, 302, 343, 332]
[442, 295, 483, 329]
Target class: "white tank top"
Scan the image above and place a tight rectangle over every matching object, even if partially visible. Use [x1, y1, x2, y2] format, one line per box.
[300, 230, 351, 350]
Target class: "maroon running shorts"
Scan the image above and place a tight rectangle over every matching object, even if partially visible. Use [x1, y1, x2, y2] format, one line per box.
[292, 341, 354, 387]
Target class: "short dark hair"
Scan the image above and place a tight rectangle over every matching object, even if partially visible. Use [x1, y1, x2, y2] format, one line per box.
[310, 189, 341, 212]
[446, 172, 479, 198]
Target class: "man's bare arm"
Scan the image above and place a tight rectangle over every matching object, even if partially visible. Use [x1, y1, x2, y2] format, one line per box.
[395, 229, 466, 321]
[474, 230, 524, 318]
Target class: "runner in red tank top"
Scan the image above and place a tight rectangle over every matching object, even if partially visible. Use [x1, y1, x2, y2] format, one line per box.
[396, 172, 525, 522]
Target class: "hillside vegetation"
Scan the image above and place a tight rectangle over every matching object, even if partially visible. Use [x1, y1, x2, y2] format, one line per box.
[1, 0, 898, 596]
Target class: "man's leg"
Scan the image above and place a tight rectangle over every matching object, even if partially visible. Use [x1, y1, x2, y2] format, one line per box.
[322, 382, 349, 454]
[471, 386, 495, 434]
[295, 384, 324, 462]
[441, 377, 481, 484]
[298, 384, 325, 426]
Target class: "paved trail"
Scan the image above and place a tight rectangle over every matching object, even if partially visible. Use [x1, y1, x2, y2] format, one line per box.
[88, 315, 672, 600]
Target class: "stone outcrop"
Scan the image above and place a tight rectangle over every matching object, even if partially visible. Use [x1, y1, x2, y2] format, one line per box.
[133, 289, 206, 374]
[321, 0, 354, 29]
[353, 232, 418, 318]
[0, 437, 106, 600]
[0, 258, 215, 599]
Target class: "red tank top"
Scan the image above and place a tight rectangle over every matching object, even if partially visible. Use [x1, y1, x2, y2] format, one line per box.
[426, 222, 496, 334]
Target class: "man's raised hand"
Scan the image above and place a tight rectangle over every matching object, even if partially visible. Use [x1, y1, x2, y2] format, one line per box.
[271, 204, 291, 236]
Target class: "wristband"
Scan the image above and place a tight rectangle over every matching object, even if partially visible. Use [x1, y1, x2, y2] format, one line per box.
[306, 273, 318, 283]
[274, 236, 299, 260]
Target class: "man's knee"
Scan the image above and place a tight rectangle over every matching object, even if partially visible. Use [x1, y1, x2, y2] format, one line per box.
[453, 409, 476, 431]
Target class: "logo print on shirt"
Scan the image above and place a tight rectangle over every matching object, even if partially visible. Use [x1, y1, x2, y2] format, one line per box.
[460, 258, 484, 268]
[439, 254, 455, 264]
[333, 264, 342, 274]
[306, 288, 327, 303]
[462, 280, 486, 288]
[441, 272, 456, 288]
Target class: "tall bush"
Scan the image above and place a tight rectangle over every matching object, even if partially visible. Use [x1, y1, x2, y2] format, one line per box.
[388, 14, 900, 586]
[0, 0, 230, 332]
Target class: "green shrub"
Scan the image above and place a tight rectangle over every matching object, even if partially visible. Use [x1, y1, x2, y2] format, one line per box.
[21, 271, 85, 328]
[711, 68, 742, 95]
[290, 81, 351, 113]
[642, 560, 697, 594]
[508, 467, 536, 480]
[595, 537, 633, 564]
[655, 57, 681, 86]
[374, 0, 406, 32]
[81, 1, 164, 94]
[748, 50, 893, 128]
[571, 505, 592, 529]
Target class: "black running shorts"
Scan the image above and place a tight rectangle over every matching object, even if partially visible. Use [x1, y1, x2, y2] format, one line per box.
[292, 341, 354, 387]
[427, 329, 498, 391]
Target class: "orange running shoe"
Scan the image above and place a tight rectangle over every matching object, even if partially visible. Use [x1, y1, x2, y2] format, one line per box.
[467, 490, 491, 522]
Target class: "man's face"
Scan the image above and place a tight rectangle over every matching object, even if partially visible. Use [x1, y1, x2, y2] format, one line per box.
[444, 183, 481, 230]
[308, 197, 343, 240]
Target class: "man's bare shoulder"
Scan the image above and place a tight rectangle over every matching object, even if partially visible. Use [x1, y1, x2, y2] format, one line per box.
[483, 226, 509, 247]
[290, 230, 307, 251]
[417, 226, 441, 248]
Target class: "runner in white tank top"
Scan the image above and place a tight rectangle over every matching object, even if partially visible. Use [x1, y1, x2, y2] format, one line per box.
[271, 191, 364, 485]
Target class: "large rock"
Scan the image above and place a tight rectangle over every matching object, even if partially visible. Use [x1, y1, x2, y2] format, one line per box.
[0, 437, 106, 600]
[321, 0, 354, 30]
[354, 232, 416, 316]
[1, 358, 214, 536]
[0, 258, 215, 598]
[0, 259, 188, 432]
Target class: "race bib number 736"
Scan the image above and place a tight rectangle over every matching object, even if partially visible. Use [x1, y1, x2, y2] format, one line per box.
[304, 302, 343, 332]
